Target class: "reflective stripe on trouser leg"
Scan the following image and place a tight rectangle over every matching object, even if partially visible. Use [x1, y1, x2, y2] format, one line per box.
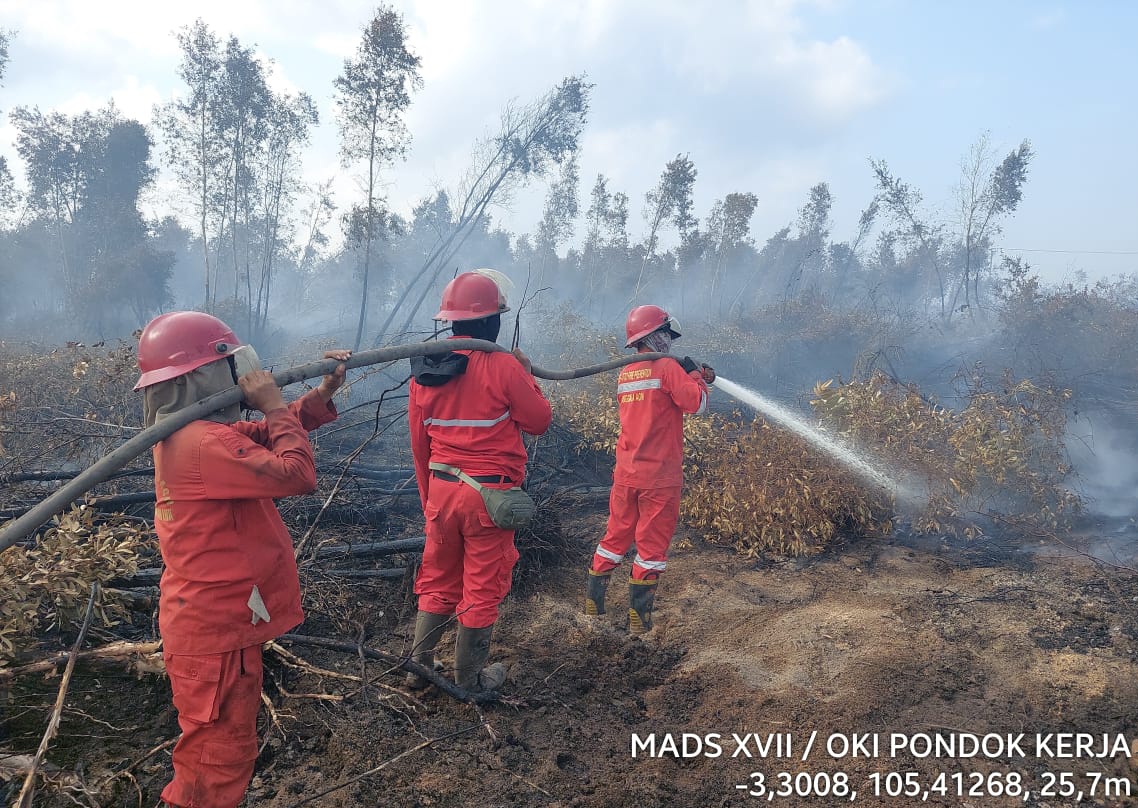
[629, 486, 682, 580]
[161, 645, 263, 808]
[591, 483, 638, 573]
[594, 546, 623, 564]
[633, 555, 666, 573]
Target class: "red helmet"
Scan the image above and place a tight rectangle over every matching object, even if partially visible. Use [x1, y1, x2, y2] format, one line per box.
[625, 305, 681, 348]
[434, 271, 510, 322]
[134, 311, 241, 390]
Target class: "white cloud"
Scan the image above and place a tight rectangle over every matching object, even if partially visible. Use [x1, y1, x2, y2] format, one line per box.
[94, 76, 165, 122]
[260, 53, 302, 99]
[406, 0, 478, 84]
[793, 36, 890, 120]
[0, 0, 264, 59]
[0, 0, 891, 254]
[312, 32, 357, 60]
[658, 0, 891, 124]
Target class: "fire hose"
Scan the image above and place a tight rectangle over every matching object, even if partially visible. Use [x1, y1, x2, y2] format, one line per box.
[0, 340, 667, 553]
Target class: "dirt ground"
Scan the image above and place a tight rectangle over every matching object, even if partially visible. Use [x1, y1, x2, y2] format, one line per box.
[6, 511, 1138, 808]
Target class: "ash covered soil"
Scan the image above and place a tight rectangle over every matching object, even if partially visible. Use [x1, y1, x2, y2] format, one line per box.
[10, 512, 1138, 808]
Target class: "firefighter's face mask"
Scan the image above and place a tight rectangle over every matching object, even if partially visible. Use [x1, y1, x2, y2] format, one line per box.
[228, 345, 262, 381]
[451, 313, 502, 344]
[640, 329, 673, 354]
[228, 345, 263, 410]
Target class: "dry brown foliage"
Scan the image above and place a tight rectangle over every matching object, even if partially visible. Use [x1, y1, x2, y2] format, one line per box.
[0, 341, 156, 659]
[811, 371, 1082, 537]
[553, 385, 892, 557]
[0, 505, 155, 660]
[554, 362, 1081, 556]
[682, 415, 893, 556]
[0, 340, 142, 478]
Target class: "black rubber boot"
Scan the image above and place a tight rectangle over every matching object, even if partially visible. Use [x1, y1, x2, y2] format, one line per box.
[628, 578, 658, 635]
[405, 610, 451, 689]
[454, 624, 508, 692]
[585, 570, 611, 616]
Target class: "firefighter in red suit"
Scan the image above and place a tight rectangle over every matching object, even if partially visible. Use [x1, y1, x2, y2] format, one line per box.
[134, 311, 349, 808]
[406, 270, 552, 692]
[585, 305, 715, 633]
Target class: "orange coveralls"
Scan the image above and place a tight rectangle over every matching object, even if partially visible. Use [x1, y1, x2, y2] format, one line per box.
[154, 391, 335, 808]
[591, 357, 708, 579]
[409, 345, 552, 628]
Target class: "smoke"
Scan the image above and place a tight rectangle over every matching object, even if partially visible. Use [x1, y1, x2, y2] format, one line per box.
[713, 375, 920, 505]
[1066, 414, 1138, 520]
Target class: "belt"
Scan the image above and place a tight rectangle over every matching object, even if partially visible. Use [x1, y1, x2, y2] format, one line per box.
[431, 469, 513, 485]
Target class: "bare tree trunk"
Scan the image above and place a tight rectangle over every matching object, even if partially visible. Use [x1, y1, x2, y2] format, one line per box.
[353, 124, 379, 352]
[198, 107, 212, 306]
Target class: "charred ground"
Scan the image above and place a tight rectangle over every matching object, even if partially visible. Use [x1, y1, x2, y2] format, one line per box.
[5, 507, 1138, 807]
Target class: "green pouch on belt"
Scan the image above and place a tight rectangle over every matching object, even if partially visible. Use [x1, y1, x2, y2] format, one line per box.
[429, 462, 536, 529]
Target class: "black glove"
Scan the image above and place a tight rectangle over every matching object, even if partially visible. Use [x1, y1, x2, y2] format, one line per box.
[700, 363, 716, 383]
[678, 356, 700, 374]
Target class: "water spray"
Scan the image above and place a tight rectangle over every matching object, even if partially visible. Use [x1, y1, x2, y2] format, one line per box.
[713, 375, 915, 502]
[0, 340, 668, 552]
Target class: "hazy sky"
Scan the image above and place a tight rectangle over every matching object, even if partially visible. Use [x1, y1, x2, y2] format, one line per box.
[1, 0, 1135, 283]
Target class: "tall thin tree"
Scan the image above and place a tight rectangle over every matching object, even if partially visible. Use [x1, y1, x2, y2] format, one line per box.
[155, 20, 223, 306]
[632, 153, 696, 301]
[334, 6, 421, 351]
[375, 75, 591, 345]
[0, 30, 15, 214]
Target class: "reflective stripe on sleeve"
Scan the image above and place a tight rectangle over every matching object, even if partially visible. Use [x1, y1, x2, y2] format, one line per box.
[634, 555, 667, 571]
[594, 546, 624, 563]
[617, 379, 662, 394]
[694, 390, 708, 415]
[423, 410, 511, 428]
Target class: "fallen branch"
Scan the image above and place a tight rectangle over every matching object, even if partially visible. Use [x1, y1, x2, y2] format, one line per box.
[315, 537, 425, 559]
[324, 569, 407, 580]
[276, 684, 343, 702]
[0, 753, 80, 787]
[17, 582, 97, 807]
[278, 633, 499, 704]
[0, 467, 154, 485]
[119, 736, 177, 777]
[0, 490, 156, 521]
[0, 639, 162, 681]
[121, 547, 416, 588]
[324, 465, 414, 482]
[285, 723, 483, 808]
[294, 462, 364, 561]
[267, 641, 362, 683]
[101, 586, 158, 610]
[288, 501, 393, 528]
[260, 691, 289, 739]
[295, 377, 411, 560]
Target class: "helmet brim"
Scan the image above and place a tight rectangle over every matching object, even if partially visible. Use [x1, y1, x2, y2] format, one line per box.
[433, 305, 510, 322]
[133, 353, 232, 390]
